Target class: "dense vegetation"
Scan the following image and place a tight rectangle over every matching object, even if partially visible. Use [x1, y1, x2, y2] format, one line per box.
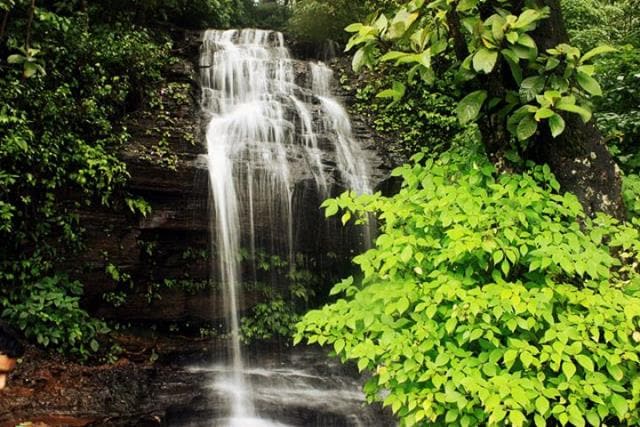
[295, 0, 640, 425]
[0, 0, 261, 357]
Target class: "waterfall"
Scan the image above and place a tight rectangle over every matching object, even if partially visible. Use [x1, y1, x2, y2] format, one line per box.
[200, 28, 372, 425]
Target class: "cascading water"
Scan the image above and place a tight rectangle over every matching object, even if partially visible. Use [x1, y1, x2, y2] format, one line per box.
[200, 28, 373, 425]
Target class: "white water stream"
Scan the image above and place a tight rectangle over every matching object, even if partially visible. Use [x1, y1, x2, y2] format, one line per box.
[200, 28, 372, 425]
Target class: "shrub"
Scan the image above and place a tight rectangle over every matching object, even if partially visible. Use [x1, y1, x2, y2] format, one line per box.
[296, 140, 640, 426]
[2, 275, 108, 358]
[0, 9, 170, 355]
[349, 66, 459, 159]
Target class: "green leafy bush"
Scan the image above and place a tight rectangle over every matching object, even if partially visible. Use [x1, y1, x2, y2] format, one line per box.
[562, 0, 639, 50]
[623, 174, 640, 219]
[287, 0, 399, 44]
[0, 9, 170, 355]
[89, 0, 253, 29]
[349, 66, 459, 159]
[2, 275, 108, 357]
[296, 140, 640, 426]
[595, 46, 640, 173]
[240, 252, 318, 343]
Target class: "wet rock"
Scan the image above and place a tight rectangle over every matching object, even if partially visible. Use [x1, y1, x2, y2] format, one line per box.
[0, 345, 394, 427]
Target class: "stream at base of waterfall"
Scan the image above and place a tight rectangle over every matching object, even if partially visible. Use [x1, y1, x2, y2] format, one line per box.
[200, 28, 378, 426]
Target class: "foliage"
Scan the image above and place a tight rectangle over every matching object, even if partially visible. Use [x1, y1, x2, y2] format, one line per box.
[1, 276, 108, 357]
[240, 252, 317, 343]
[562, 0, 639, 51]
[347, 64, 460, 158]
[562, 0, 640, 182]
[594, 46, 640, 174]
[287, 0, 399, 44]
[89, 0, 254, 29]
[622, 175, 640, 219]
[0, 6, 170, 355]
[246, 2, 291, 32]
[345, 0, 616, 146]
[296, 140, 640, 426]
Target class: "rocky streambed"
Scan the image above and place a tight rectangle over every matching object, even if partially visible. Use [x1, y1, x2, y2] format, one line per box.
[0, 337, 394, 427]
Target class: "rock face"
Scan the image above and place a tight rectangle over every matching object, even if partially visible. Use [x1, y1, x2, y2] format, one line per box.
[74, 31, 390, 329]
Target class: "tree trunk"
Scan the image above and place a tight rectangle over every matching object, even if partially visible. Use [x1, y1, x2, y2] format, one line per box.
[483, 0, 625, 219]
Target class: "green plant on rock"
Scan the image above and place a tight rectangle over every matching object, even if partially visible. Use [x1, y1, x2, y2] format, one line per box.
[2, 275, 108, 358]
[0, 5, 171, 356]
[346, 62, 459, 158]
[296, 140, 640, 426]
[240, 251, 319, 343]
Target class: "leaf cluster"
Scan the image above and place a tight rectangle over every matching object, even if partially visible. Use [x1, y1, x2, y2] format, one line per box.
[345, 0, 616, 145]
[296, 140, 640, 426]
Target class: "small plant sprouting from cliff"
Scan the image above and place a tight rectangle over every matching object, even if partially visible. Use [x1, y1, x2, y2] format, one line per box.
[239, 251, 319, 343]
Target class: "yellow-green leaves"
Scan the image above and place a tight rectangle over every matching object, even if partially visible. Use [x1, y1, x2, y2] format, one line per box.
[7, 47, 46, 79]
[580, 45, 618, 64]
[376, 80, 406, 104]
[387, 8, 420, 40]
[576, 70, 603, 96]
[297, 146, 640, 427]
[455, 90, 487, 125]
[516, 114, 538, 141]
[512, 7, 550, 30]
[472, 48, 498, 74]
[548, 114, 565, 138]
[556, 96, 592, 123]
[519, 76, 545, 102]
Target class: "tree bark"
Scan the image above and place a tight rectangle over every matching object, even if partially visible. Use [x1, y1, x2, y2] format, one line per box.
[483, 0, 625, 219]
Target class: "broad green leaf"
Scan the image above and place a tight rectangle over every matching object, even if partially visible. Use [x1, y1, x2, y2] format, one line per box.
[505, 31, 518, 44]
[516, 114, 538, 141]
[607, 363, 624, 381]
[611, 394, 628, 418]
[345, 23, 363, 33]
[455, 90, 488, 125]
[457, 0, 477, 12]
[548, 113, 565, 138]
[503, 349, 518, 368]
[7, 54, 24, 64]
[388, 9, 419, 40]
[581, 45, 617, 63]
[509, 410, 526, 427]
[556, 100, 592, 123]
[324, 201, 339, 217]
[562, 360, 576, 380]
[341, 211, 351, 225]
[517, 33, 537, 49]
[519, 76, 545, 102]
[473, 48, 498, 74]
[520, 351, 534, 367]
[585, 410, 600, 426]
[380, 51, 410, 62]
[513, 8, 546, 29]
[352, 48, 366, 72]
[535, 395, 550, 414]
[575, 354, 594, 372]
[576, 72, 602, 96]
[400, 245, 413, 263]
[534, 107, 554, 121]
